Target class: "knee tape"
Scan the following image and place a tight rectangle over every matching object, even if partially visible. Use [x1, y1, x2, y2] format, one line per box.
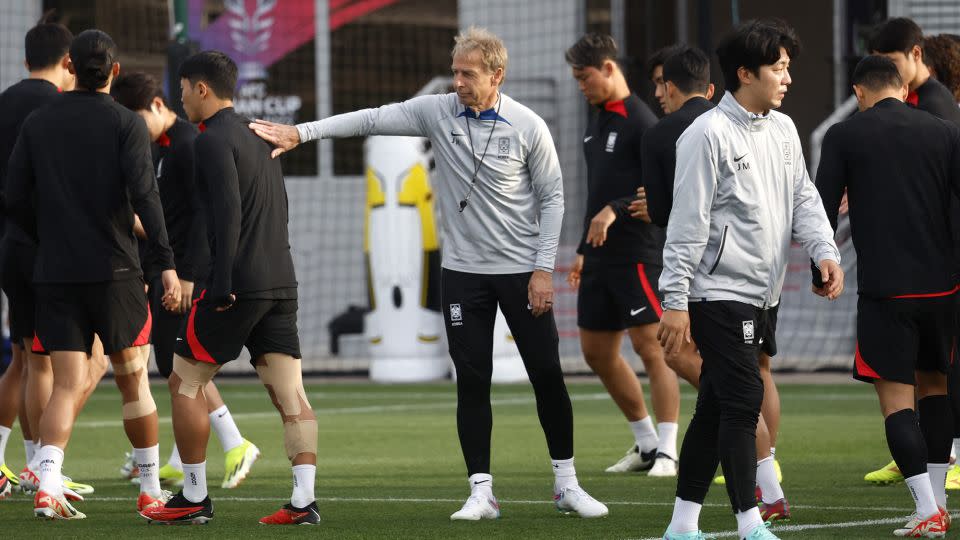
[283, 419, 318, 461]
[114, 354, 156, 419]
[255, 354, 310, 416]
[172, 355, 217, 399]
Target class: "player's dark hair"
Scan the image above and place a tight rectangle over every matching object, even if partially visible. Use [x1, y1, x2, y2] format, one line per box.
[647, 44, 683, 79]
[178, 50, 238, 100]
[662, 45, 711, 95]
[868, 17, 924, 55]
[111, 72, 167, 111]
[565, 33, 619, 70]
[69, 29, 118, 91]
[716, 18, 801, 92]
[24, 10, 73, 71]
[852, 55, 905, 91]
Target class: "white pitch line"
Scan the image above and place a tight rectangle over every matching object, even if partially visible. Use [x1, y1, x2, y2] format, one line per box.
[73, 393, 614, 428]
[636, 514, 939, 540]
[55, 495, 912, 514]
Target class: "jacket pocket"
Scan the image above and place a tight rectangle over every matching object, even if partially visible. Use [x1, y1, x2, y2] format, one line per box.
[708, 225, 729, 275]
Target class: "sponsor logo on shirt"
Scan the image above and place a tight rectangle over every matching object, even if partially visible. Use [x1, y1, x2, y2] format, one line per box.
[734, 152, 751, 171]
[450, 303, 463, 326]
[605, 132, 617, 152]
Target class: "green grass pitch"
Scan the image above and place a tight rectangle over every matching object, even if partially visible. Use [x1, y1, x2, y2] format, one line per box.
[0, 379, 927, 538]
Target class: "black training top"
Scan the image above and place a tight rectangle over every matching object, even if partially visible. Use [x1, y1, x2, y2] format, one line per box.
[0, 79, 61, 245]
[5, 90, 174, 284]
[908, 77, 960, 126]
[640, 96, 716, 228]
[577, 94, 662, 264]
[142, 118, 210, 282]
[194, 107, 296, 305]
[816, 98, 960, 298]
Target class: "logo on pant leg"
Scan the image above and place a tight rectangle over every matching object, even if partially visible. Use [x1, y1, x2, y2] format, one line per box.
[742, 320, 755, 342]
[450, 304, 463, 326]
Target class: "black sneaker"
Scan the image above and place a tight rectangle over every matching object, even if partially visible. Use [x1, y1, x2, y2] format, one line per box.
[139, 490, 213, 525]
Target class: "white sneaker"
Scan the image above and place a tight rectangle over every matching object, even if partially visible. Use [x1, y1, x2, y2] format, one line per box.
[450, 493, 500, 521]
[554, 486, 609, 518]
[605, 446, 657, 473]
[648, 453, 678, 477]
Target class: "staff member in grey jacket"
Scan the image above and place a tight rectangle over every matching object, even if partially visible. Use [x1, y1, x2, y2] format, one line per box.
[248, 26, 608, 522]
[657, 20, 843, 540]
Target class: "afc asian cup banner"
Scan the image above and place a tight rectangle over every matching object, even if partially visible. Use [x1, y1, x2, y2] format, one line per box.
[187, 0, 314, 125]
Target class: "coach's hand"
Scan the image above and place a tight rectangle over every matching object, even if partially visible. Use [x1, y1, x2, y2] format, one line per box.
[628, 187, 651, 223]
[528, 270, 554, 317]
[566, 254, 583, 290]
[249, 119, 301, 159]
[812, 259, 844, 300]
[839, 189, 849, 215]
[179, 279, 195, 314]
[160, 269, 182, 313]
[657, 309, 691, 355]
[586, 205, 617, 247]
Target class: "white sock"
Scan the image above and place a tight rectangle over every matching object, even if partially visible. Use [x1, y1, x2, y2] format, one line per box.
[468, 473, 494, 498]
[770, 446, 777, 458]
[290, 464, 316, 508]
[209, 405, 244, 452]
[906, 472, 940, 518]
[929, 463, 949, 509]
[736, 506, 765, 538]
[134, 445, 161, 494]
[668, 497, 702, 533]
[657, 422, 679, 459]
[757, 456, 785, 504]
[167, 443, 183, 470]
[181, 461, 208, 503]
[552, 457, 578, 492]
[37, 445, 64, 497]
[953, 439, 960, 462]
[24, 439, 36, 464]
[629, 416, 659, 453]
[29, 441, 41, 471]
[0, 425, 10, 465]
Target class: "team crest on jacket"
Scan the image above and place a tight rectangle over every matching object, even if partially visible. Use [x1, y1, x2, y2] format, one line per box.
[498, 137, 510, 159]
[782, 141, 793, 167]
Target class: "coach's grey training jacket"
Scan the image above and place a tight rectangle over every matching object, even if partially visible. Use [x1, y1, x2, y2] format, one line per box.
[659, 92, 840, 311]
[296, 92, 563, 275]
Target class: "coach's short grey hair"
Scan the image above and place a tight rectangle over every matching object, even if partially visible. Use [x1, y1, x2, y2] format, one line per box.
[452, 26, 508, 84]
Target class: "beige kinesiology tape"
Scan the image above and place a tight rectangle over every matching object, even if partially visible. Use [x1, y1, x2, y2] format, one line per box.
[255, 355, 310, 417]
[283, 419, 318, 461]
[115, 352, 156, 419]
[172, 355, 217, 399]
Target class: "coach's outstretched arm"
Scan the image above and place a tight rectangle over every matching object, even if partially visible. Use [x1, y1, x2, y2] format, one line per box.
[249, 95, 439, 158]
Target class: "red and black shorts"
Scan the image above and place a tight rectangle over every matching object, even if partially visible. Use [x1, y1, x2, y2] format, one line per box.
[34, 278, 151, 355]
[175, 291, 301, 366]
[854, 294, 955, 385]
[577, 258, 663, 331]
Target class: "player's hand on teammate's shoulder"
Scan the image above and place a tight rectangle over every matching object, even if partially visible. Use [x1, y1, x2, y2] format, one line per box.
[249, 119, 301, 159]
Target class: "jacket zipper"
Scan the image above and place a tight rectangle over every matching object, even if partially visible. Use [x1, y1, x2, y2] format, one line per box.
[708, 225, 729, 275]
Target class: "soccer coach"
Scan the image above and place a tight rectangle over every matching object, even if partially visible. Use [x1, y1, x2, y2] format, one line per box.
[249, 27, 608, 520]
